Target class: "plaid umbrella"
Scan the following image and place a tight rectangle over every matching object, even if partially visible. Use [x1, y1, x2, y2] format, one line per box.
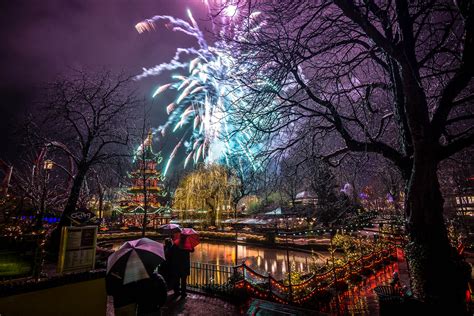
[173, 228, 200, 250]
[157, 223, 182, 234]
[106, 238, 165, 286]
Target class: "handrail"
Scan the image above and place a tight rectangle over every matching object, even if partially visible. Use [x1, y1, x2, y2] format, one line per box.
[240, 245, 396, 288]
[189, 244, 398, 305]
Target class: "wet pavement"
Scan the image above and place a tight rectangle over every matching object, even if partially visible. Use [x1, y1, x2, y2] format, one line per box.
[107, 291, 241, 316]
[161, 292, 241, 316]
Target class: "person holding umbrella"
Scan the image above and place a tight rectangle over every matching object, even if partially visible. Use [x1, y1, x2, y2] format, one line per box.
[167, 228, 200, 297]
[158, 238, 173, 286]
[157, 223, 181, 239]
[135, 271, 167, 316]
[106, 238, 168, 315]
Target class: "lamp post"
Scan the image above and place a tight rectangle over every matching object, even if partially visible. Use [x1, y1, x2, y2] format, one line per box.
[36, 159, 54, 230]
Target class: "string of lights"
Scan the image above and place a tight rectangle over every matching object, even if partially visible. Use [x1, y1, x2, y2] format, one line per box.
[233, 245, 397, 304]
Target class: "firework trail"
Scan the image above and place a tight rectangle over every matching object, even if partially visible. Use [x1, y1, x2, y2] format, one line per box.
[134, 8, 266, 177]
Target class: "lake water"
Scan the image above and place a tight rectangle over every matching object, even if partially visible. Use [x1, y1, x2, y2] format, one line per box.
[110, 239, 330, 280]
[191, 241, 331, 279]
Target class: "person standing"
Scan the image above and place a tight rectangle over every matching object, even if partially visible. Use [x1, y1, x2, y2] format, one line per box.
[168, 235, 193, 297]
[164, 238, 173, 253]
[159, 238, 173, 287]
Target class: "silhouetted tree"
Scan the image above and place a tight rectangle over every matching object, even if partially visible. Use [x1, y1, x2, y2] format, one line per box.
[218, 0, 473, 311]
[40, 71, 139, 232]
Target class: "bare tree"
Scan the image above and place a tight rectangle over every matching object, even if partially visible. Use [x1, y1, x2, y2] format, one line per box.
[227, 155, 260, 212]
[306, 156, 349, 226]
[39, 70, 140, 231]
[438, 148, 474, 216]
[335, 155, 372, 204]
[88, 165, 124, 219]
[7, 127, 75, 229]
[14, 151, 69, 229]
[217, 0, 473, 310]
[253, 161, 282, 207]
[278, 157, 302, 208]
[377, 160, 404, 214]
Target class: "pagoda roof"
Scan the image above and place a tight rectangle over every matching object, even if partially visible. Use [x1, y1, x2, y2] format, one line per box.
[127, 186, 165, 194]
[129, 170, 162, 176]
[136, 147, 161, 161]
[134, 130, 163, 163]
[116, 205, 172, 215]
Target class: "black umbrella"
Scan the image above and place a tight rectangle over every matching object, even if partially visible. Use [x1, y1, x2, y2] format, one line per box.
[106, 238, 165, 287]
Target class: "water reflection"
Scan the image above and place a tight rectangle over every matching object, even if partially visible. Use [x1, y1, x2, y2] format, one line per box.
[108, 238, 396, 314]
[192, 241, 330, 280]
[109, 239, 330, 280]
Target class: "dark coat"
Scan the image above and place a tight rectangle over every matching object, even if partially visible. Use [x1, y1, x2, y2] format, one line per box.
[107, 283, 136, 308]
[106, 274, 136, 308]
[136, 273, 167, 314]
[167, 244, 192, 277]
[106, 272, 167, 310]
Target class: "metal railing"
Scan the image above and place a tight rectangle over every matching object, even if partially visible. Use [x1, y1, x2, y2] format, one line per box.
[241, 244, 397, 304]
[188, 262, 235, 293]
[188, 244, 398, 305]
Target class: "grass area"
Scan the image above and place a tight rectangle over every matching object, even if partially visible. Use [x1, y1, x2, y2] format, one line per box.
[0, 251, 33, 277]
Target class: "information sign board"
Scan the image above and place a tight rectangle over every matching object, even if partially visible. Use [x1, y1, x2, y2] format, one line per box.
[57, 226, 97, 273]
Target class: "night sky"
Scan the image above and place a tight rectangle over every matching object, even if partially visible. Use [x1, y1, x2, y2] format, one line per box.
[0, 0, 210, 162]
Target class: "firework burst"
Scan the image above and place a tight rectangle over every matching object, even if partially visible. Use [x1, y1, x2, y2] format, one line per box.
[134, 8, 266, 177]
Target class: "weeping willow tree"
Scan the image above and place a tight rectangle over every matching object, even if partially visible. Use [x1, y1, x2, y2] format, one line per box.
[173, 164, 238, 227]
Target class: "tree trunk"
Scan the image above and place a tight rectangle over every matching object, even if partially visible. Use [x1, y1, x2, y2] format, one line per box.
[142, 190, 148, 237]
[48, 165, 88, 254]
[59, 166, 88, 227]
[98, 183, 104, 219]
[205, 197, 217, 227]
[404, 153, 470, 314]
[209, 206, 216, 227]
[35, 183, 47, 230]
[98, 193, 103, 219]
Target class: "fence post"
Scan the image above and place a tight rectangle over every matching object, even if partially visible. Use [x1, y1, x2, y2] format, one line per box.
[268, 273, 272, 300]
[205, 264, 209, 284]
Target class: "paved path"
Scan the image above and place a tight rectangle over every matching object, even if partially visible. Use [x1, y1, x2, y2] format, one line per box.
[161, 293, 241, 316]
[107, 291, 241, 316]
[396, 248, 411, 286]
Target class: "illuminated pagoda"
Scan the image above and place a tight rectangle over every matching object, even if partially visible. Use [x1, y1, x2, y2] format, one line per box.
[117, 130, 172, 228]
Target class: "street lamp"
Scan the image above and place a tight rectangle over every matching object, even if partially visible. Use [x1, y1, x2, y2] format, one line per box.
[43, 160, 54, 171]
